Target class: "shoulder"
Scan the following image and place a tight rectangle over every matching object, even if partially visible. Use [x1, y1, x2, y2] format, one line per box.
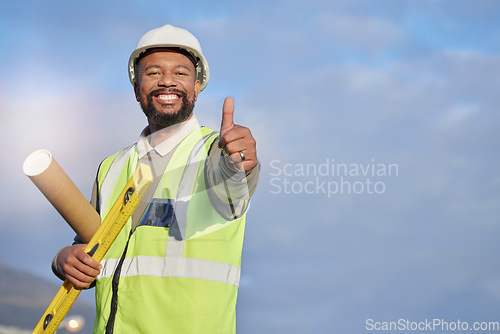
[97, 144, 137, 184]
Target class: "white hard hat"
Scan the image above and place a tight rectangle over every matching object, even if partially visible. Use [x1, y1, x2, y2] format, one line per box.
[128, 24, 209, 91]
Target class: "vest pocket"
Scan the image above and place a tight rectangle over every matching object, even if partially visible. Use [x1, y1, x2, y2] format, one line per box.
[138, 198, 176, 228]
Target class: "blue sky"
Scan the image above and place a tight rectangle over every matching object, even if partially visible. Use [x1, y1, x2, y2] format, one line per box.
[1, 0, 500, 333]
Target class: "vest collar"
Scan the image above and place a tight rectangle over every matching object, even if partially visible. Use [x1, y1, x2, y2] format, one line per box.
[137, 116, 201, 159]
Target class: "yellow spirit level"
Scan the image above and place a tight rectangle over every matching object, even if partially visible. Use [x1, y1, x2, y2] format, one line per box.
[32, 163, 152, 334]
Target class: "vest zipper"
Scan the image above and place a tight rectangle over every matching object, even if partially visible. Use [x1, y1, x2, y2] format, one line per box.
[105, 229, 133, 334]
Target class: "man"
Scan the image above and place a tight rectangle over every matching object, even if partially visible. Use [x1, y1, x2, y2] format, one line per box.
[52, 24, 259, 333]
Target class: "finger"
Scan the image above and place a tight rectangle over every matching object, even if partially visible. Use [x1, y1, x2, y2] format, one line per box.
[218, 125, 247, 149]
[220, 96, 235, 136]
[78, 248, 103, 270]
[63, 253, 101, 278]
[225, 154, 258, 172]
[76, 256, 102, 275]
[224, 138, 254, 157]
[224, 144, 257, 170]
[67, 244, 101, 270]
[67, 264, 99, 282]
[66, 271, 96, 288]
[228, 151, 246, 164]
[62, 259, 100, 288]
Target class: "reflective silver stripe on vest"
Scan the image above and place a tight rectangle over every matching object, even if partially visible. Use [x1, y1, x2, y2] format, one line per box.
[97, 256, 241, 287]
[99, 145, 135, 212]
[166, 131, 216, 257]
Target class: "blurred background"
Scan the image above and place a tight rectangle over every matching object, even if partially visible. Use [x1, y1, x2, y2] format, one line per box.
[1, 0, 499, 333]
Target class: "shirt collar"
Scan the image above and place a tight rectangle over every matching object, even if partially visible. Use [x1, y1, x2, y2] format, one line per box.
[137, 115, 201, 159]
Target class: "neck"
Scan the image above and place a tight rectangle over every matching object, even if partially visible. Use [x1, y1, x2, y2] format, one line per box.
[147, 115, 193, 147]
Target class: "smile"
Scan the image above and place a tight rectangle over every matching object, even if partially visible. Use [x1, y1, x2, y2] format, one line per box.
[155, 93, 181, 103]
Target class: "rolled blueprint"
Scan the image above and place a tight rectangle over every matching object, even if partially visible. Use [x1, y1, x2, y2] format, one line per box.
[23, 149, 100, 243]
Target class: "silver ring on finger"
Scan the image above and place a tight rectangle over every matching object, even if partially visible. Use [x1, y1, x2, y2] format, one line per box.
[239, 151, 246, 161]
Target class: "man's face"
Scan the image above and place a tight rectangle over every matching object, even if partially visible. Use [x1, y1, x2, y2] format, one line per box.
[134, 49, 201, 129]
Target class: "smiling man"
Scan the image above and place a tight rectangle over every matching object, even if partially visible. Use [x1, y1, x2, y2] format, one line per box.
[51, 24, 259, 333]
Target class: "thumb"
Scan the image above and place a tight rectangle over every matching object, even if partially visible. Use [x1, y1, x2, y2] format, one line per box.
[220, 96, 235, 135]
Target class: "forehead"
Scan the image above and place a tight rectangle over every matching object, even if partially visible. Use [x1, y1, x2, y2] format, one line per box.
[137, 49, 196, 71]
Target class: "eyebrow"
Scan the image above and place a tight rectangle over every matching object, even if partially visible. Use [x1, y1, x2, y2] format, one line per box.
[175, 64, 193, 71]
[143, 64, 193, 72]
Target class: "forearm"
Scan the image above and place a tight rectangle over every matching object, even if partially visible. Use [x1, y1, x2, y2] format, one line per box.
[205, 142, 259, 218]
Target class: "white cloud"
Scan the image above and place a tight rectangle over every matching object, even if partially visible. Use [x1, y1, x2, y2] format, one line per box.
[317, 12, 405, 53]
[438, 103, 479, 127]
[0, 86, 145, 231]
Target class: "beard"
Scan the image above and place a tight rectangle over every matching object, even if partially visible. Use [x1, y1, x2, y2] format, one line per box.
[140, 88, 195, 129]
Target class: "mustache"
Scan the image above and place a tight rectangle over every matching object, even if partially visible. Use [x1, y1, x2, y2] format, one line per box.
[147, 88, 187, 100]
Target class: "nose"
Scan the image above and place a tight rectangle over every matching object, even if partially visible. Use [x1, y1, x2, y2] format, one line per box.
[157, 71, 176, 88]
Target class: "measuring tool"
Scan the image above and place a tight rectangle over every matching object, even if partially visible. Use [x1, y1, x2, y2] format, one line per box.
[32, 163, 153, 334]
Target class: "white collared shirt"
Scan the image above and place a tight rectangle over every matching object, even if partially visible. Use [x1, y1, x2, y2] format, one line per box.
[136, 116, 202, 159]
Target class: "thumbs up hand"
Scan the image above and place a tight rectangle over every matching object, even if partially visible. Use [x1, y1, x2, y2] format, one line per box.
[218, 97, 258, 172]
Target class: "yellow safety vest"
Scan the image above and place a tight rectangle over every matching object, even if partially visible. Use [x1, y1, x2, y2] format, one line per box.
[93, 127, 247, 334]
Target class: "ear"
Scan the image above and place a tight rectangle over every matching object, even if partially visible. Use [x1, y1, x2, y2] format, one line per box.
[134, 81, 140, 102]
[194, 80, 201, 101]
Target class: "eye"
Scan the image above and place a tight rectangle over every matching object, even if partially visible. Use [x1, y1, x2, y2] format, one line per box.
[147, 71, 160, 76]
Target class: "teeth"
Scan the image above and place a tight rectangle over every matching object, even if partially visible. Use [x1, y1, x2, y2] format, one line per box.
[157, 94, 179, 101]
